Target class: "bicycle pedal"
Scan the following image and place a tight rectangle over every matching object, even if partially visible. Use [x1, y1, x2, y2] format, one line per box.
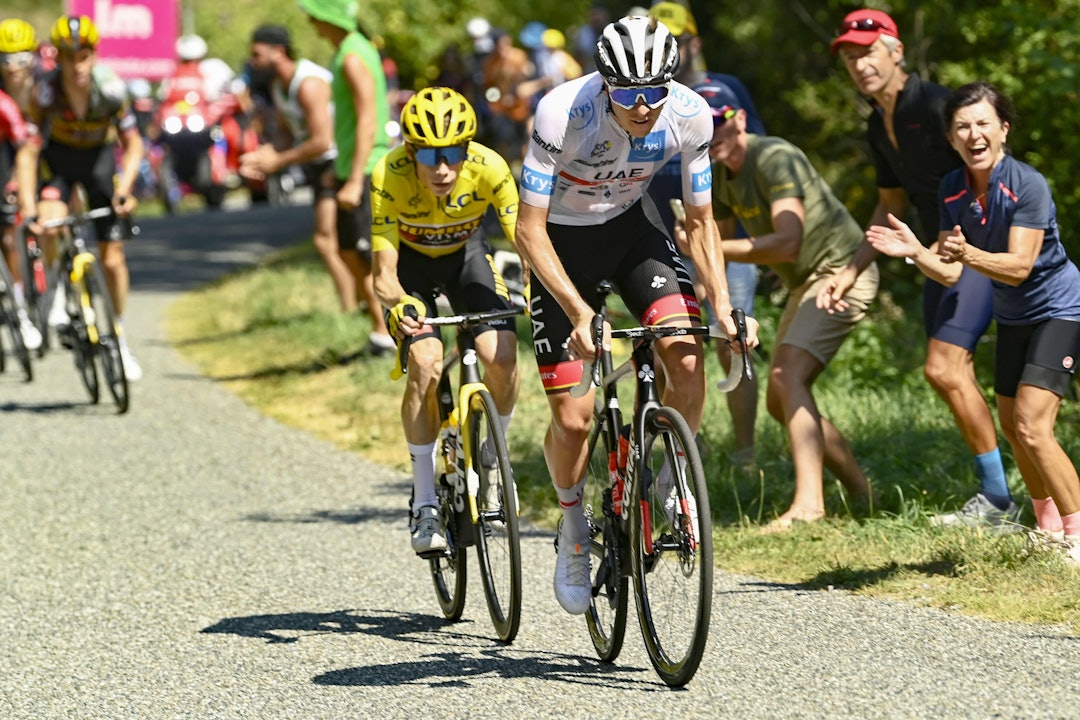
[416, 547, 449, 560]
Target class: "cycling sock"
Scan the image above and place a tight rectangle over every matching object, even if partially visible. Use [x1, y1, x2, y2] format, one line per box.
[12, 281, 25, 305]
[499, 411, 514, 435]
[408, 441, 439, 509]
[555, 478, 589, 543]
[1032, 496, 1064, 533]
[1061, 510, 1080, 538]
[974, 448, 1012, 509]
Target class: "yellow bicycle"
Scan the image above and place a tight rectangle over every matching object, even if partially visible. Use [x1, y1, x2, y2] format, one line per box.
[38, 208, 130, 413]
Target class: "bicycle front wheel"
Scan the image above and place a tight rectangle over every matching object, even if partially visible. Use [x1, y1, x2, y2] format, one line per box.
[470, 388, 521, 643]
[85, 262, 129, 413]
[632, 406, 713, 687]
[429, 476, 467, 621]
[0, 262, 32, 381]
[583, 413, 628, 663]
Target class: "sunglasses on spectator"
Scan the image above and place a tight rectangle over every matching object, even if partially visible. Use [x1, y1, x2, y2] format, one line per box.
[1, 52, 33, 68]
[413, 145, 469, 167]
[607, 84, 671, 110]
[837, 18, 890, 34]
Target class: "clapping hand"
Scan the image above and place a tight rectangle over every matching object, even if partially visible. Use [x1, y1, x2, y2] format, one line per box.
[865, 213, 921, 259]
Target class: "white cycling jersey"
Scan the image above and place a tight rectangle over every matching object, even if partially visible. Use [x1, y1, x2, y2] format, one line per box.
[519, 72, 714, 227]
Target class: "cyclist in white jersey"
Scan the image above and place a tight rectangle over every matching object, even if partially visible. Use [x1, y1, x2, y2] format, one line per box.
[515, 16, 758, 615]
[241, 24, 358, 313]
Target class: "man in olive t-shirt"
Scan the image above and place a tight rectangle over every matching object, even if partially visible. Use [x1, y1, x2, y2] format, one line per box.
[706, 84, 879, 532]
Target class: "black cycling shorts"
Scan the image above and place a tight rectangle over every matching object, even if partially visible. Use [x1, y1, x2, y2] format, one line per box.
[392, 235, 515, 345]
[530, 201, 701, 394]
[40, 141, 117, 241]
[995, 318, 1080, 398]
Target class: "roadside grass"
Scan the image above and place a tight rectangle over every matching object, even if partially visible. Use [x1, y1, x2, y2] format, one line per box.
[167, 242, 1080, 632]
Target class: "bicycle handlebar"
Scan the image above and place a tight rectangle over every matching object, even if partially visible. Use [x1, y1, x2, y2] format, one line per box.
[569, 308, 754, 399]
[38, 206, 116, 230]
[394, 305, 525, 378]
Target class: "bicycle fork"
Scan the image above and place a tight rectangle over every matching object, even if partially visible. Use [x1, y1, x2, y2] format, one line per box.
[69, 252, 99, 344]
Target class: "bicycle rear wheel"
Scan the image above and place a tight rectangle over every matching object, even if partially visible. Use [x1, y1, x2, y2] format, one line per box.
[583, 414, 628, 663]
[429, 475, 467, 621]
[0, 262, 32, 381]
[632, 406, 712, 687]
[85, 262, 129, 413]
[470, 388, 521, 643]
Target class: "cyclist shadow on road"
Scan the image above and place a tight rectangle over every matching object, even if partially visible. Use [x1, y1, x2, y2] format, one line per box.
[202, 608, 657, 690]
[241, 480, 412, 526]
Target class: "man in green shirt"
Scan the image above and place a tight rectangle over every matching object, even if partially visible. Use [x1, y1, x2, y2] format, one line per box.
[703, 82, 879, 531]
[298, 0, 393, 353]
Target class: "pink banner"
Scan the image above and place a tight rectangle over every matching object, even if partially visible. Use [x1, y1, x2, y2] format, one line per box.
[66, 0, 178, 80]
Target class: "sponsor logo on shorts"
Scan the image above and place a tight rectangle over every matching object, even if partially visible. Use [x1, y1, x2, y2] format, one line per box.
[1064, 355, 1075, 370]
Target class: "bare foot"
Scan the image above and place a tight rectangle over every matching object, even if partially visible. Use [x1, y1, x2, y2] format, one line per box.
[760, 508, 826, 535]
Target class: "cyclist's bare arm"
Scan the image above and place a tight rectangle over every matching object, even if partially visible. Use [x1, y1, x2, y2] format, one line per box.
[372, 247, 425, 337]
[682, 200, 733, 329]
[114, 127, 143, 215]
[13, 138, 40, 224]
[514, 199, 607, 359]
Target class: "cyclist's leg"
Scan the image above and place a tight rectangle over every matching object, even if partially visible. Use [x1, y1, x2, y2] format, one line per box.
[450, 239, 519, 422]
[615, 208, 706, 431]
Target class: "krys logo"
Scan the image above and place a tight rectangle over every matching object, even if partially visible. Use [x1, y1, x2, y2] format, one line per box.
[567, 98, 595, 130]
[628, 131, 666, 162]
[668, 84, 706, 119]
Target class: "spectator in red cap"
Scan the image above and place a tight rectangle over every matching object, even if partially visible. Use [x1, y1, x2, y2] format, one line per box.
[821, 8, 1020, 530]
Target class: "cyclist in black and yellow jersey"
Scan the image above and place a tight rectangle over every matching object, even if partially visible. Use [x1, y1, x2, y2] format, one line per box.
[15, 15, 144, 379]
[371, 87, 521, 555]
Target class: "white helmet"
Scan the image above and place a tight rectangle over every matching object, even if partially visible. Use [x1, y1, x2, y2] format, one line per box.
[594, 16, 679, 86]
[176, 33, 208, 61]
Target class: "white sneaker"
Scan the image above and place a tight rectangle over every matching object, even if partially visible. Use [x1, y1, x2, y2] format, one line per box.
[120, 345, 143, 382]
[17, 312, 42, 351]
[553, 519, 592, 615]
[1063, 535, 1080, 567]
[410, 505, 447, 555]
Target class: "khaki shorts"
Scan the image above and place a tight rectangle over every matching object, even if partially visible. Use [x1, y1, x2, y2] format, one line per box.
[775, 263, 879, 366]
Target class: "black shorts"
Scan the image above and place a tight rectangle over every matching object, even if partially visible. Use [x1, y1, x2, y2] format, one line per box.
[304, 159, 336, 204]
[393, 236, 515, 344]
[40, 142, 117, 241]
[530, 201, 701, 393]
[995, 319, 1080, 398]
[335, 176, 373, 258]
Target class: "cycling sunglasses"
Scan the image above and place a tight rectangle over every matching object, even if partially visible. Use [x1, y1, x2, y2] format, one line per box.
[413, 145, 469, 167]
[0, 52, 34, 68]
[607, 84, 671, 110]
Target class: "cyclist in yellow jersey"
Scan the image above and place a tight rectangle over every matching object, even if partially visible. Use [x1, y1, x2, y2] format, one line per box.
[371, 87, 521, 555]
[16, 16, 144, 379]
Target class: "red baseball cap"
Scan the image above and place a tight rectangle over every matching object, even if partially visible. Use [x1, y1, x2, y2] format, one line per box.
[830, 9, 899, 55]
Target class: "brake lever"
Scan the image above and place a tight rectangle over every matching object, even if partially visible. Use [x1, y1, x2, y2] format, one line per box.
[732, 307, 753, 382]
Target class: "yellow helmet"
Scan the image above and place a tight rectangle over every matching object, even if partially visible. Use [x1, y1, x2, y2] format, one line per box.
[0, 19, 37, 53]
[400, 87, 477, 148]
[51, 15, 99, 53]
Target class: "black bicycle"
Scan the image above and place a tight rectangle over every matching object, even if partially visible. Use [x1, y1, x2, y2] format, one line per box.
[573, 280, 752, 687]
[0, 255, 33, 381]
[36, 208, 132, 413]
[399, 305, 525, 643]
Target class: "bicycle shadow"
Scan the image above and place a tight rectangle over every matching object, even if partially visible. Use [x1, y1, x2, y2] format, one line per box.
[0, 399, 118, 415]
[201, 607, 655, 690]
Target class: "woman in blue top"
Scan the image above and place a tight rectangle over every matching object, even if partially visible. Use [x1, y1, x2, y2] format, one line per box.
[866, 81, 1080, 564]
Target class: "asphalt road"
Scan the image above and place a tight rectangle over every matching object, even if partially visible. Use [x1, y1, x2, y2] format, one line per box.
[2, 204, 1079, 719]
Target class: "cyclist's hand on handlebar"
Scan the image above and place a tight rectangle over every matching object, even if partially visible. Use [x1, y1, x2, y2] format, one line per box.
[567, 312, 610, 363]
[387, 295, 427, 340]
[715, 308, 760, 351]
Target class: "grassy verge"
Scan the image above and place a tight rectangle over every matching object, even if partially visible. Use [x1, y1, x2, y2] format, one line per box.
[167, 241, 1080, 631]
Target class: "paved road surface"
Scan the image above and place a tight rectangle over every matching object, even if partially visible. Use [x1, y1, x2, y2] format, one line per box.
[2, 205, 1079, 719]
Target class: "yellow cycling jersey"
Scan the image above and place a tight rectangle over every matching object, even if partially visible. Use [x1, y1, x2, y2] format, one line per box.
[370, 141, 519, 258]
